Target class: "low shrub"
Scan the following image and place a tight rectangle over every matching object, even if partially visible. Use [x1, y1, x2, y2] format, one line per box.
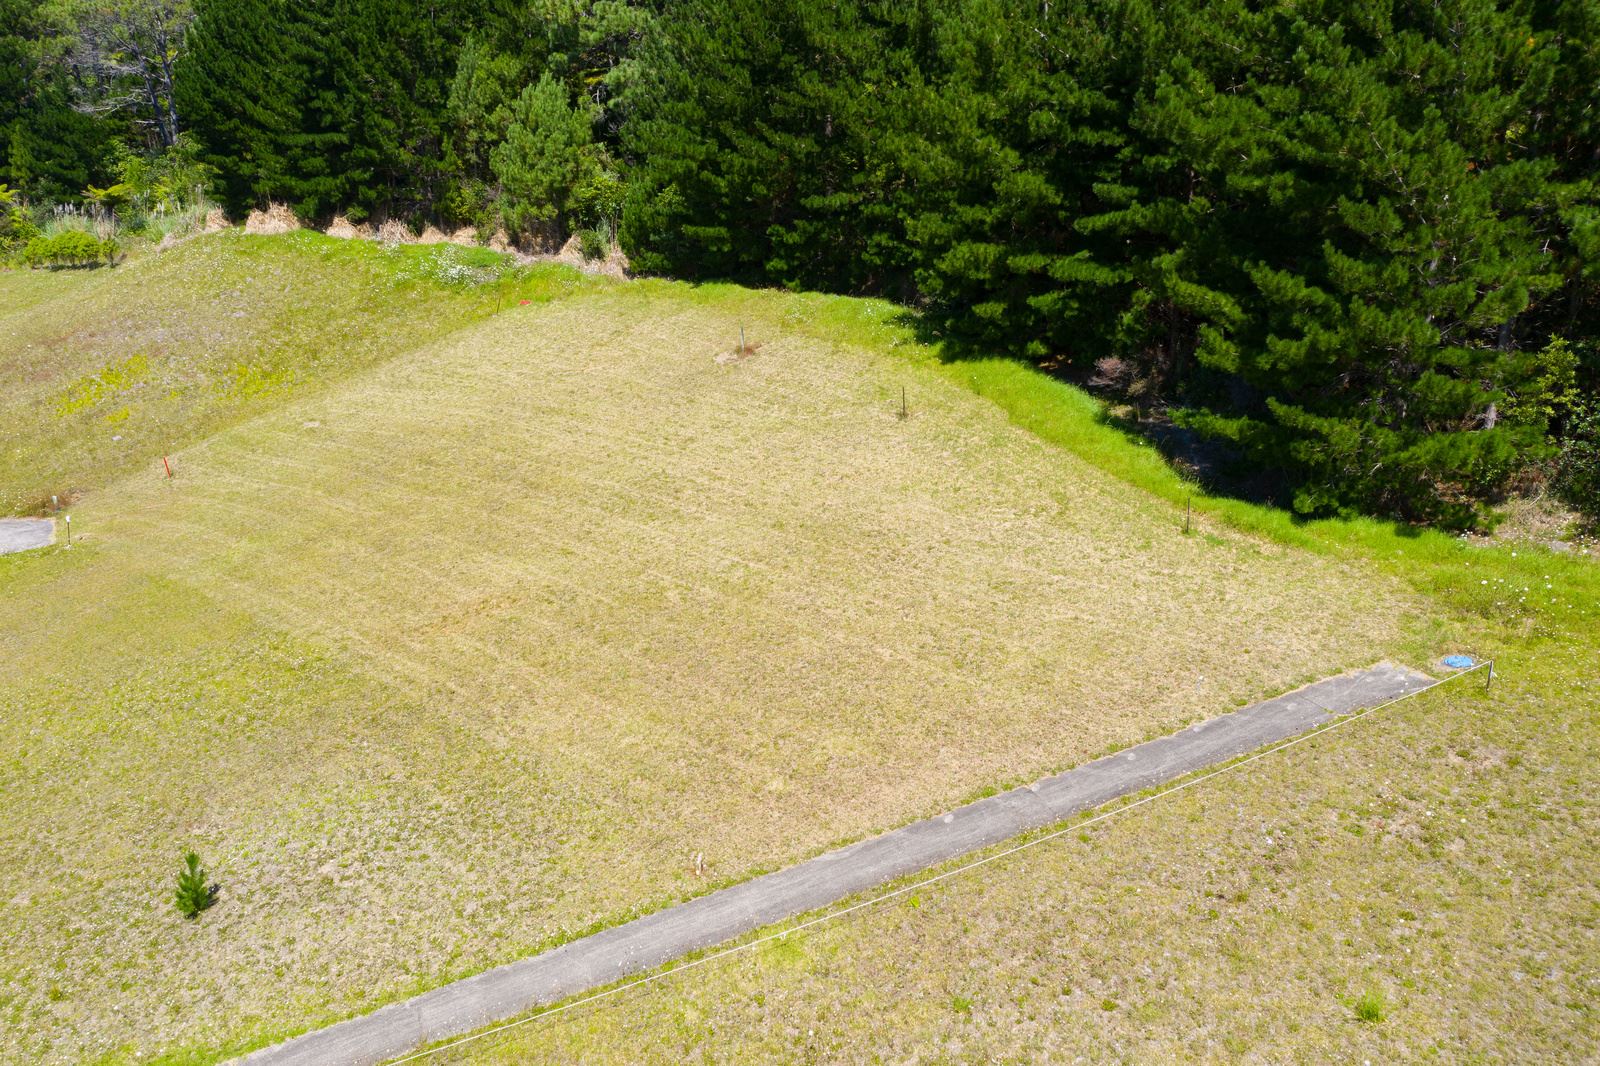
[439, 179, 496, 235]
[578, 226, 608, 261]
[0, 184, 37, 255]
[22, 231, 119, 269]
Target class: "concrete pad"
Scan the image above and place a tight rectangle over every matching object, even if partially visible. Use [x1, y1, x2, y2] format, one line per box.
[238, 661, 1435, 1066]
[1305, 662, 1432, 714]
[0, 518, 54, 555]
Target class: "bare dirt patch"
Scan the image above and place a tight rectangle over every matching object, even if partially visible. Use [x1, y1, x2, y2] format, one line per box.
[715, 340, 765, 364]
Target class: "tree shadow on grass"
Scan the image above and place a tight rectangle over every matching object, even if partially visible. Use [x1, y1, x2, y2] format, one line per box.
[891, 310, 1305, 510]
[888, 311, 1444, 545]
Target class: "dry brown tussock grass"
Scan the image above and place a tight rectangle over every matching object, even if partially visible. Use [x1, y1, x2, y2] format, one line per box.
[242, 203, 300, 235]
[325, 215, 375, 240]
[374, 219, 414, 246]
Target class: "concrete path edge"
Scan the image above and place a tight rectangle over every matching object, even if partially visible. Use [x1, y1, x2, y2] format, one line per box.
[0, 517, 54, 555]
[238, 661, 1434, 1066]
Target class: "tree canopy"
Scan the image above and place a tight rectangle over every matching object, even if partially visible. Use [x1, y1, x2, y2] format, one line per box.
[5, 0, 1597, 527]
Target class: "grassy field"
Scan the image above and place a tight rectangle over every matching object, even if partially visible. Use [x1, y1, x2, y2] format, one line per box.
[439, 638, 1600, 1064]
[0, 231, 602, 516]
[0, 233, 1440, 1064]
[417, 348, 1600, 1064]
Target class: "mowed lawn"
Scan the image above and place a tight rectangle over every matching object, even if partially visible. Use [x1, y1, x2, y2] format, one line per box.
[1, 245, 1419, 1062]
[436, 637, 1600, 1065]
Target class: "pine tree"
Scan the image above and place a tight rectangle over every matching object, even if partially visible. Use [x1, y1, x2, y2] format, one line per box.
[177, 0, 303, 211]
[490, 74, 597, 244]
[1164, 0, 1569, 523]
[446, 34, 525, 179]
[908, 0, 1131, 359]
[327, 0, 475, 219]
[622, 0, 962, 291]
[0, 0, 114, 200]
[1525, 0, 1600, 360]
[181, 0, 474, 218]
[173, 851, 215, 919]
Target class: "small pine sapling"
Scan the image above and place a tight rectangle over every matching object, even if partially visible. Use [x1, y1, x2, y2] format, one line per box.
[174, 851, 217, 919]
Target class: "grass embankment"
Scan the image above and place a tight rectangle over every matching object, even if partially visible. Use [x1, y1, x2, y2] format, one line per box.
[420, 310, 1600, 1064]
[0, 235, 1429, 1064]
[0, 230, 601, 516]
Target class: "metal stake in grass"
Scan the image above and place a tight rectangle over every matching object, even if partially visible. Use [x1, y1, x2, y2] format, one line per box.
[739, 325, 746, 355]
[63, 513, 71, 548]
[1184, 493, 1192, 535]
[163, 455, 173, 479]
[898, 386, 908, 421]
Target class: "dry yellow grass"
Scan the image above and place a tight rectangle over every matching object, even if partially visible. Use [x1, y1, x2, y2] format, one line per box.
[0, 266, 1420, 1063]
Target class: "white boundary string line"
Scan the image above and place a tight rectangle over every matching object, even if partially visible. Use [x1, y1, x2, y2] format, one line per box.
[392, 660, 1493, 1064]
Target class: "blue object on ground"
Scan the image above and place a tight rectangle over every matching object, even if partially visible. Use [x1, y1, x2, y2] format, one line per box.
[1442, 654, 1476, 669]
